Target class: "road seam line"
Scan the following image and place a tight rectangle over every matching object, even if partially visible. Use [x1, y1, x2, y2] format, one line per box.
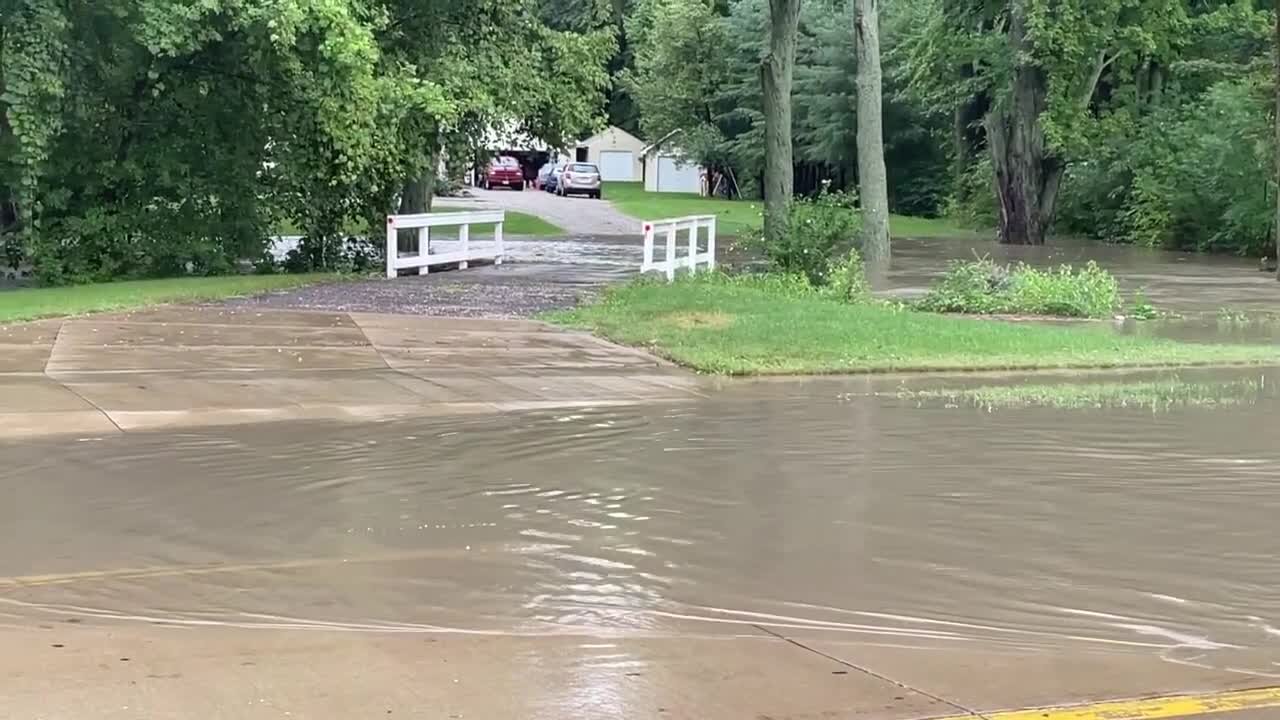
[748, 623, 982, 718]
[44, 321, 125, 434]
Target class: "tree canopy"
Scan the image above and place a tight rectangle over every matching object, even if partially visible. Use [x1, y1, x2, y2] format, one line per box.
[0, 0, 612, 283]
[5, 0, 1280, 286]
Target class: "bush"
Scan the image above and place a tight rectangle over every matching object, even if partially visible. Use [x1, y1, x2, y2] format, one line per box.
[748, 188, 860, 285]
[1055, 79, 1272, 255]
[944, 155, 998, 229]
[822, 248, 871, 303]
[282, 235, 381, 274]
[918, 258, 1121, 318]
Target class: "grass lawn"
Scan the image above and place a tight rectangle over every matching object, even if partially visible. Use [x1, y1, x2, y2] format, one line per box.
[0, 274, 339, 324]
[547, 275, 1280, 375]
[274, 211, 563, 238]
[602, 182, 976, 239]
[897, 378, 1267, 410]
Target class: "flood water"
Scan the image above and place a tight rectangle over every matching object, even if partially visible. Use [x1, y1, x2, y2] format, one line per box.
[5, 370, 1280, 678]
[888, 236, 1280, 317]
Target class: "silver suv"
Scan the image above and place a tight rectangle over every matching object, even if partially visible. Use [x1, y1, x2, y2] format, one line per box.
[556, 163, 602, 199]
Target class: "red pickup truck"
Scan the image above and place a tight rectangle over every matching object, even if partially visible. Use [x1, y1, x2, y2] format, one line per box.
[482, 156, 524, 191]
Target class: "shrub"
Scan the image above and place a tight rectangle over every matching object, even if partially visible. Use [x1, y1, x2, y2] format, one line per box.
[918, 258, 1121, 318]
[822, 248, 871, 303]
[283, 235, 381, 274]
[748, 188, 860, 285]
[1128, 289, 1159, 320]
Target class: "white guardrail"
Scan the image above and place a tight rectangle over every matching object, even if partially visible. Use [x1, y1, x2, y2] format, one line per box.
[385, 210, 505, 278]
[641, 215, 717, 281]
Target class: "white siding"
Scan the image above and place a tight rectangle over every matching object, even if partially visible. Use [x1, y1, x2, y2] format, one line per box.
[576, 126, 645, 181]
[598, 150, 635, 181]
[654, 155, 701, 194]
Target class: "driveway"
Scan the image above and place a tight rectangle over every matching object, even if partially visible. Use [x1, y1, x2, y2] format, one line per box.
[438, 187, 638, 237]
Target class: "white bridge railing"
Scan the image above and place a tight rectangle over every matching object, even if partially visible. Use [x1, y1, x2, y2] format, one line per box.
[385, 210, 505, 278]
[641, 215, 717, 281]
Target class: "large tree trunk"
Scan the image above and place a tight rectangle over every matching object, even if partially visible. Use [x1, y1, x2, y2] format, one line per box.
[761, 0, 801, 248]
[397, 143, 440, 252]
[985, 2, 1060, 245]
[853, 0, 890, 275]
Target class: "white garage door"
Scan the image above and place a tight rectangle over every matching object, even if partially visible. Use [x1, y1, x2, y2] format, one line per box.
[598, 150, 635, 181]
[657, 155, 700, 193]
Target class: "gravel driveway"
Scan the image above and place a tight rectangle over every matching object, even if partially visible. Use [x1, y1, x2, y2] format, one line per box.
[243, 189, 646, 320]
[437, 188, 638, 237]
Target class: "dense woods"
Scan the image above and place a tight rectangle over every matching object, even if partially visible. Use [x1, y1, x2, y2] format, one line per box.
[3, 0, 1279, 285]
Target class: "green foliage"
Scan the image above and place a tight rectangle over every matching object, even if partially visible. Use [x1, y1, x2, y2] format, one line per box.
[0, 0, 613, 285]
[621, 0, 949, 212]
[1056, 77, 1273, 255]
[747, 188, 861, 286]
[1128, 289, 1159, 320]
[944, 155, 998, 229]
[918, 258, 1121, 318]
[548, 270, 1280, 375]
[823, 247, 871, 303]
[899, 378, 1266, 410]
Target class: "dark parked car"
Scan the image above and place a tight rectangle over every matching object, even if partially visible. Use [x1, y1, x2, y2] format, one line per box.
[482, 156, 524, 190]
[542, 163, 565, 193]
[535, 162, 556, 190]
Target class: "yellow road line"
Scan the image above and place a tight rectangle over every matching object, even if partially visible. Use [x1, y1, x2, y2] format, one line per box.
[936, 686, 1280, 720]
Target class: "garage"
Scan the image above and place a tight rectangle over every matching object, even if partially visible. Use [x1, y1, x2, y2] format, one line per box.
[599, 150, 636, 182]
[656, 155, 701, 194]
[642, 129, 707, 195]
[572, 126, 645, 182]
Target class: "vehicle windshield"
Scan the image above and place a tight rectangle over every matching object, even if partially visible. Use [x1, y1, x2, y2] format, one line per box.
[570, 163, 598, 173]
[491, 156, 519, 167]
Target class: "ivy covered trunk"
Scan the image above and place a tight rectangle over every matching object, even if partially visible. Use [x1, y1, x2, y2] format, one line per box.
[397, 143, 440, 253]
[985, 5, 1061, 246]
[854, 0, 891, 273]
[761, 0, 801, 248]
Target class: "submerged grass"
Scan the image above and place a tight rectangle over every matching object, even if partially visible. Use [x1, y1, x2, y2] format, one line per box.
[548, 273, 1280, 375]
[896, 378, 1267, 410]
[0, 273, 340, 323]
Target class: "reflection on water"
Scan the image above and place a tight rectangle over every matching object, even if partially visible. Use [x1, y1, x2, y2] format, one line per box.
[4, 371, 1280, 676]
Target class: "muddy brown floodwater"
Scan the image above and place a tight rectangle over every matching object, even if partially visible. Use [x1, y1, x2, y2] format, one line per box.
[4, 368, 1280, 682]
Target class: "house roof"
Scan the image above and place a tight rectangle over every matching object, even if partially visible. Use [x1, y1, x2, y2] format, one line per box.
[577, 125, 645, 148]
[640, 129, 683, 157]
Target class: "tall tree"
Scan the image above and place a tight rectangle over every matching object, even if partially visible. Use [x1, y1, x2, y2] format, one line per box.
[762, 0, 802, 248]
[985, 0, 1058, 246]
[899, 0, 1184, 245]
[853, 0, 890, 269]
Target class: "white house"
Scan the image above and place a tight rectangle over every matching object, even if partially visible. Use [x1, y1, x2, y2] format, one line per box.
[570, 126, 646, 182]
[641, 130, 706, 195]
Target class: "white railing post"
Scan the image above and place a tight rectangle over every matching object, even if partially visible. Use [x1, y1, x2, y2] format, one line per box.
[665, 224, 677, 281]
[690, 220, 698, 271]
[458, 222, 470, 270]
[706, 217, 717, 270]
[642, 223, 655, 272]
[385, 217, 397, 279]
[495, 221, 505, 265]
[417, 225, 430, 275]
[639, 215, 717, 280]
